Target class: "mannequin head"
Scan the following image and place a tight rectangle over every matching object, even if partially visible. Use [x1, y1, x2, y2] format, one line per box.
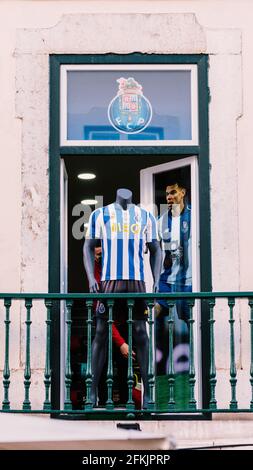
[116, 188, 133, 209]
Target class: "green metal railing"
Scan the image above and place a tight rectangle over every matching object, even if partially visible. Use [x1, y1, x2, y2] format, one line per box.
[1, 292, 253, 418]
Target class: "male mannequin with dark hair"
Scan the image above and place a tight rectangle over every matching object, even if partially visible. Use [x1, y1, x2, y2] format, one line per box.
[83, 188, 161, 408]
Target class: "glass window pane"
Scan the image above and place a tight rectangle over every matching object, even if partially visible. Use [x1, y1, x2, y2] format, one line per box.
[67, 70, 192, 142]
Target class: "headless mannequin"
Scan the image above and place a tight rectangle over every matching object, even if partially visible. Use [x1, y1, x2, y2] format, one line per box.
[83, 189, 161, 407]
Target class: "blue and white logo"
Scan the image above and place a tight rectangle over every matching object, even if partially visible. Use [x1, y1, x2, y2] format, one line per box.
[96, 302, 106, 315]
[108, 77, 152, 134]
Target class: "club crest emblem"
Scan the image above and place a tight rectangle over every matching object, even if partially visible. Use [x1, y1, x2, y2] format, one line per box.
[108, 77, 152, 134]
[97, 302, 106, 315]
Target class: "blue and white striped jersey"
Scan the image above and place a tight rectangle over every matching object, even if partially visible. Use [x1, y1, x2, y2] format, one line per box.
[157, 205, 192, 285]
[86, 203, 158, 281]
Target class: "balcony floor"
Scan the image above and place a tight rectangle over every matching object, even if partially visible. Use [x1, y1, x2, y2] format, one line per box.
[1, 412, 253, 450]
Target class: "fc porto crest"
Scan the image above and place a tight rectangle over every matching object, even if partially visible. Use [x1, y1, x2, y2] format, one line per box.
[96, 302, 106, 315]
[108, 77, 152, 134]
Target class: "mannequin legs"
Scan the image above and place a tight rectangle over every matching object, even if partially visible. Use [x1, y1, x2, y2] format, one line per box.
[90, 318, 150, 408]
[132, 320, 149, 409]
[90, 318, 108, 406]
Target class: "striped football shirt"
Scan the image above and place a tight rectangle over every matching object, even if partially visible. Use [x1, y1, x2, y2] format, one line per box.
[157, 205, 192, 285]
[86, 203, 158, 281]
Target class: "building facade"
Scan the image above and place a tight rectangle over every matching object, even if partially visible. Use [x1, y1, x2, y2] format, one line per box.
[0, 0, 252, 416]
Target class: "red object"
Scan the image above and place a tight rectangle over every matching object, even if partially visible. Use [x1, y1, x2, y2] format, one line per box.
[112, 322, 125, 348]
[132, 387, 142, 409]
[94, 258, 102, 283]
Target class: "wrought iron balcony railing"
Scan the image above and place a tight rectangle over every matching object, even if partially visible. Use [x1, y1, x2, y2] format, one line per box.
[0, 292, 253, 417]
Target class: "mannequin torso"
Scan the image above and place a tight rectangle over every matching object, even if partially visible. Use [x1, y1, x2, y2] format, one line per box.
[84, 188, 161, 292]
[83, 189, 162, 408]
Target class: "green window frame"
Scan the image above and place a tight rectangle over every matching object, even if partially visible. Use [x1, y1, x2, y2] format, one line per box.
[49, 53, 211, 418]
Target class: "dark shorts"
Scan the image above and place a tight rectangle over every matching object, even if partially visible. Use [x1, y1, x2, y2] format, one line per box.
[158, 280, 192, 322]
[95, 280, 148, 321]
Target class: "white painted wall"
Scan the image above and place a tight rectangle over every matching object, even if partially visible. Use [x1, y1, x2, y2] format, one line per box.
[0, 0, 252, 410]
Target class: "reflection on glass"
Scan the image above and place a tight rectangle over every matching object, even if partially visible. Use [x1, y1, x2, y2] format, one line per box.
[67, 71, 192, 141]
[154, 166, 192, 409]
